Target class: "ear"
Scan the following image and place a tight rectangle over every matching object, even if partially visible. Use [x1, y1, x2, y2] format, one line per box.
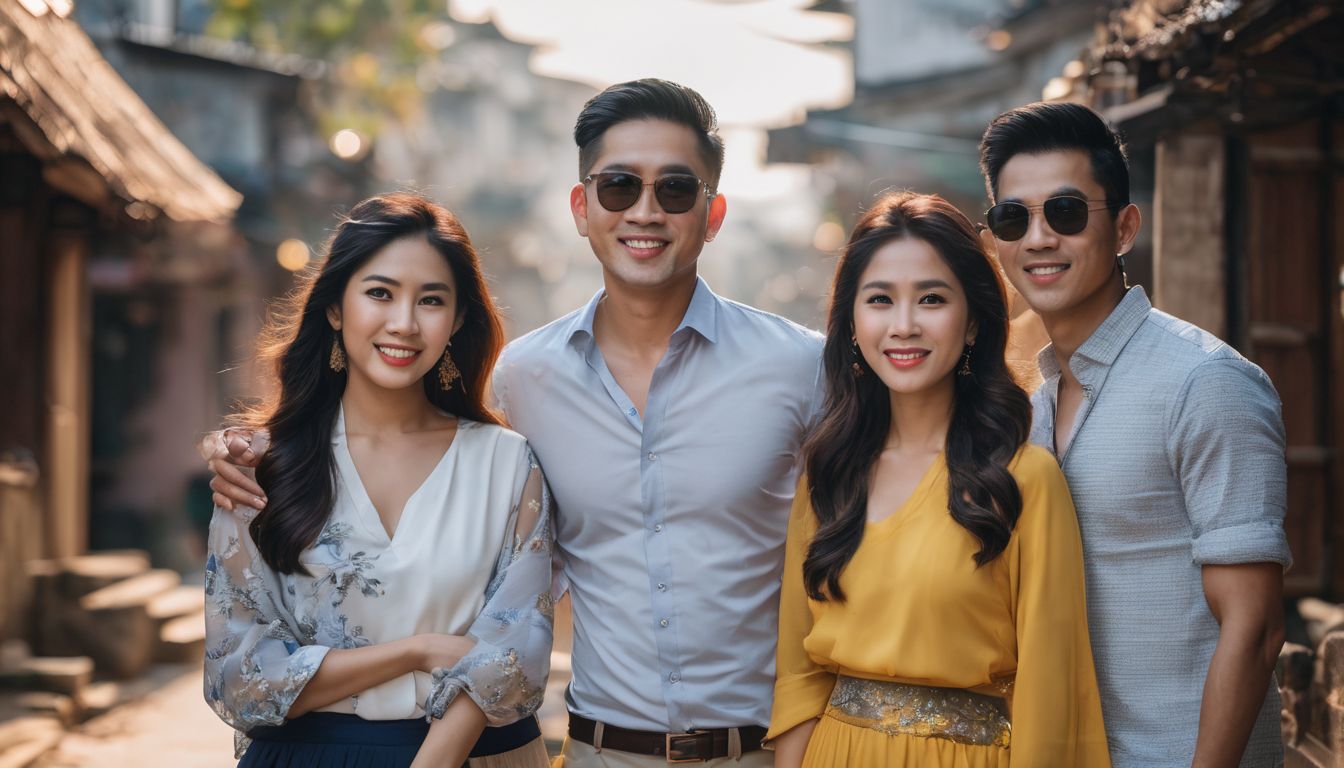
[704, 193, 727, 242]
[326, 304, 342, 331]
[569, 182, 590, 238]
[452, 309, 466, 338]
[966, 318, 979, 347]
[1115, 203, 1142, 256]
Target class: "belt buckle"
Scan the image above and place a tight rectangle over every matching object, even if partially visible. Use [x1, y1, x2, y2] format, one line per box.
[665, 731, 705, 763]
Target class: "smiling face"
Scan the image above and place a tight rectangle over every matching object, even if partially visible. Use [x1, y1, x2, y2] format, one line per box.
[852, 237, 974, 399]
[326, 235, 462, 394]
[991, 149, 1137, 322]
[569, 118, 726, 292]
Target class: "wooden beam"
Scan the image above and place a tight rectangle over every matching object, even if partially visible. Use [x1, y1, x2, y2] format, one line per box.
[1153, 131, 1228, 339]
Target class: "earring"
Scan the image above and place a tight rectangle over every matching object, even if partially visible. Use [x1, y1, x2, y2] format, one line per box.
[1117, 252, 1130, 288]
[958, 346, 973, 377]
[850, 337, 864, 377]
[329, 339, 346, 373]
[438, 346, 460, 390]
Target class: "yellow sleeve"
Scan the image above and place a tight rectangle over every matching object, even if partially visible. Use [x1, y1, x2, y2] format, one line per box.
[765, 476, 836, 741]
[1009, 448, 1111, 767]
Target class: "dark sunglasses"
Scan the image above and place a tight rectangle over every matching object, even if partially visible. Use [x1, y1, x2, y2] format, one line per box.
[583, 172, 714, 215]
[985, 196, 1111, 241]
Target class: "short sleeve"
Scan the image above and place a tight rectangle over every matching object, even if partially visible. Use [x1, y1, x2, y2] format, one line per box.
[765, 476, 835, 741]
[203, 507, 330, 735]
[1168, 358, 1291, 568]
[424, 447, 555, 725]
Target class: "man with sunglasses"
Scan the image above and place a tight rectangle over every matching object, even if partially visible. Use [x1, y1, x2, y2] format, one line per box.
[491, 78, 822, 767]
[979, 102, 1289, 767]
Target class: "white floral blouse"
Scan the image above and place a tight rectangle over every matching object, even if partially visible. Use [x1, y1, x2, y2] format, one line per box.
[203, 411, 554, 756]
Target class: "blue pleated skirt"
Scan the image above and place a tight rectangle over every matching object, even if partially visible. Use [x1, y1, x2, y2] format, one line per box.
[238, 712, 542, 768]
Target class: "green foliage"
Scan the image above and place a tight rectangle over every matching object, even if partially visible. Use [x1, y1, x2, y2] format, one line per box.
[205, 0, 457, 136]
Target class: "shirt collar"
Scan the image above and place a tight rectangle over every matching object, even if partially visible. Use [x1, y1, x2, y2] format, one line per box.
[1037, 285, 1152, 379]
[564, 276, 720, 348]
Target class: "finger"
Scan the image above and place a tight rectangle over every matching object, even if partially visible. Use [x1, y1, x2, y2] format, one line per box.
[223, 430, 260, 466]
[208, 461, 267, 507]
[212, 491, 234, 512]
[249, 430, 270, 459]
[198, 430, 227, 462]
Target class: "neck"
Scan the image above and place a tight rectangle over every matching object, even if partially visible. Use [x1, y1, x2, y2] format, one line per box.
[593, 271, 698, 351]
[341, 374, 441, 436]
[885, 377, 955, 453]
[1042, 277, 1127, 379]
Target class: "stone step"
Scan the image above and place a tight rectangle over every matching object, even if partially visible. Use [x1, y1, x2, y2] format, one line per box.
[0, 715, 63, 768]
[146, 585, 204, 623]
[29, 551, 154, 658]
[156, 611, 206, 663]
[79, 570, 180, 612]
[0, 657, 93, 696]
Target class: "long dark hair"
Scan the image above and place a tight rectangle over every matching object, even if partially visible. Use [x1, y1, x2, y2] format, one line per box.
[803, 191, 1031, 602]
[238, 193, 506, 574]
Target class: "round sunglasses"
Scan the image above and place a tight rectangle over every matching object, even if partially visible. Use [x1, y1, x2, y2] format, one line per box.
[583, 172, 714, 215]
[985, 196, 1111, 241]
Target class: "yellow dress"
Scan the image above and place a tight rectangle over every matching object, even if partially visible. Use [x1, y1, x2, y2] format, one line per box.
[767, 446, 1110, 768]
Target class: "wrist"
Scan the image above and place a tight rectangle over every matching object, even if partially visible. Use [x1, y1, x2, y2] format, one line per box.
[401, 635, 428, 675]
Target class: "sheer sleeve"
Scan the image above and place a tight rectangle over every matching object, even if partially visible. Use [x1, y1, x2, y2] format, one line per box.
[766, 476, 835, 742]
[1008, 448, 1111, 767]
[424, 447, 555, 725]
[203, 505, 330, 733]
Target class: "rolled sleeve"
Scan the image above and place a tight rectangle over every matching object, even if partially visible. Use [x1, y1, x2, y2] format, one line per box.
[1169, 357, 1292, 569]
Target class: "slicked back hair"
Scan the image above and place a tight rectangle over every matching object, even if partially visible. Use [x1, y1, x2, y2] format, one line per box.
[574, 78, 725, 187]
[979, 101, 1131, 215]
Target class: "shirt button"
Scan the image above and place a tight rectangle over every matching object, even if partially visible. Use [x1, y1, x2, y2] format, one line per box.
[657, 582, 667, 591]
[628, 407, 637, 416]
[669, 673, 680, 684]
[653, 524, 663, 533]
[659, 618, 669, 628]
[647, 452, 657, 461]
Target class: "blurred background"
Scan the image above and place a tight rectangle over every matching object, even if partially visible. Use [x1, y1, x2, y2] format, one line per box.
[1, 0, 1341, 764]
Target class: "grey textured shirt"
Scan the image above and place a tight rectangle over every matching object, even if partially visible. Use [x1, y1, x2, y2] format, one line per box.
[494, 277, 824, 732]
[1030, 286, 1291, 767]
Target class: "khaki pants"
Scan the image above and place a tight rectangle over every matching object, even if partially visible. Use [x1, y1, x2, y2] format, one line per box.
[552, 736, 773, 768]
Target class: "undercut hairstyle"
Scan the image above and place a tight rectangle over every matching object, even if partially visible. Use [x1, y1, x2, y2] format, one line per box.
[979, 101, 1131, 215]
[803, 191, 1032, 602]
[236, 193, 505, 575]
[574, 78, 726, 186]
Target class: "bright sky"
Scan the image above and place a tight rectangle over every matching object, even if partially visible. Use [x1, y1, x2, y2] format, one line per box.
[447, 0, 854, 129]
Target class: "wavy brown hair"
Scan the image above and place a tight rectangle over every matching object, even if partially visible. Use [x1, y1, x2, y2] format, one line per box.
[237, 193, 505, 574]
[803, 191, 1031, 602]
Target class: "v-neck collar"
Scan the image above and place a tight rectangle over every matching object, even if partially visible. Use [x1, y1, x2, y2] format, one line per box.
[866, 452, 945, 533]
[333, 405, 465, 546]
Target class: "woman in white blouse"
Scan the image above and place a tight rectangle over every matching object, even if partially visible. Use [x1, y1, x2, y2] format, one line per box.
[203, 193, 553, 767]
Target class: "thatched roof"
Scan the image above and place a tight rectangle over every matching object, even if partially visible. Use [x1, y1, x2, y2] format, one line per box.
[0, 0, 241, 223]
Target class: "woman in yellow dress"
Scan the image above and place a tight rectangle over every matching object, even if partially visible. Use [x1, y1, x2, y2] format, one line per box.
[769, 191, 1109, 768]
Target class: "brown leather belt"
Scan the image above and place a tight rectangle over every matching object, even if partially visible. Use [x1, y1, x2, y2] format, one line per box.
[568, 714, 767, 763]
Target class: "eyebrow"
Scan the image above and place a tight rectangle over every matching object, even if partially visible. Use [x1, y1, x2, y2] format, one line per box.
[598, 163, 698, 177]
[1002, 185, 1090, 205]
[360, 275, 453, 292]
[860, 278, 954, 291]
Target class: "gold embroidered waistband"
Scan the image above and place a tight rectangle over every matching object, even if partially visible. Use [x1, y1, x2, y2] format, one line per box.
[825, 676, 1011, 748]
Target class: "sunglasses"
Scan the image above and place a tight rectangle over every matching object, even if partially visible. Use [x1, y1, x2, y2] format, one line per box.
[985, 196, 1111, 241]
[583, 172, 714, 215]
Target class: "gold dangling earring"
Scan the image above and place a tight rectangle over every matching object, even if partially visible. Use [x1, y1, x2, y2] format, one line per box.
[329, 338, 346, 373]
[850, 337, 864, 377]
[438, 345, 460, 391]
[959, 345, 973, 377]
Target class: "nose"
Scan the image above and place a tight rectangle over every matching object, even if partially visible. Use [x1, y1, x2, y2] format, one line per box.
[1020, 208, 1059, 252]
[888, 300, 918, 339]
[623, 184, 665, 225]
[385, 297, 419, 336]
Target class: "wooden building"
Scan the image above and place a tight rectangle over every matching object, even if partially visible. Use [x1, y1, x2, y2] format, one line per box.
[0, 0, 239, 639]
[1060, 0, 1344, 597]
